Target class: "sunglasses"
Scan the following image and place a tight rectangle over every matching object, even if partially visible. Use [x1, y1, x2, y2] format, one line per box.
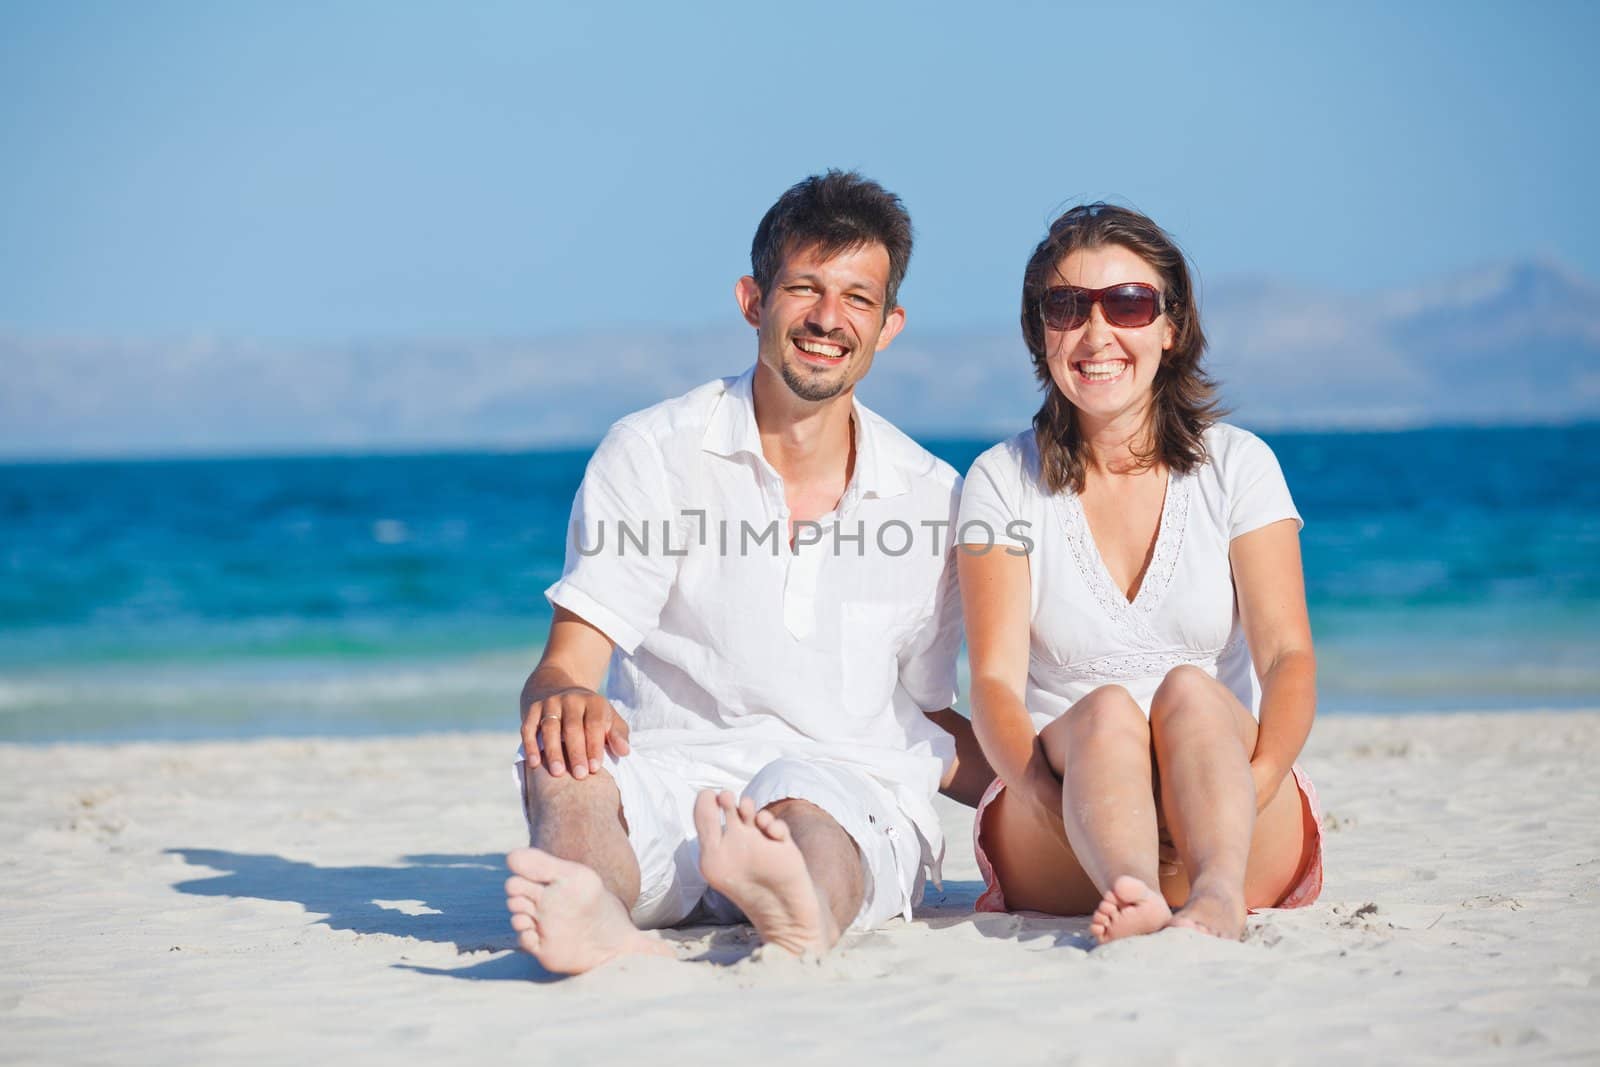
[1039, 283, 1166, 331]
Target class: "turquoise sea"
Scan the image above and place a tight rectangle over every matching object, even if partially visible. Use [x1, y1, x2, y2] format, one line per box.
[3, 424, 1597, 742]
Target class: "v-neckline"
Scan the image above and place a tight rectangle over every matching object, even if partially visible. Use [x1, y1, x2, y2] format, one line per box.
[1089, 469, 1170, 607]
[1058, 469, 1191, 629]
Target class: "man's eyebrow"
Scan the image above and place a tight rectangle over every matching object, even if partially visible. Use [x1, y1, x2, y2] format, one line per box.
[833, 273, 884, 296]
[778, 269, 884, 298]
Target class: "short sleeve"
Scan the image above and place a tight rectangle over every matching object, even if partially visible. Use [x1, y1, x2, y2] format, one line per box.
[1223, 430, 1302, 539]
[957, 439, 1032, 551]
[544, 423, 678, 654]
[896, 508, 963, 712]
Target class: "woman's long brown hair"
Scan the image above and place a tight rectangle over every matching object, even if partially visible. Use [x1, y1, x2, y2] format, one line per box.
[1020, 203, 1222, 495]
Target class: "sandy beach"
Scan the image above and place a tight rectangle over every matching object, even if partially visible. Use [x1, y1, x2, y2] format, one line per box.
[2, 711, 1597, 1065]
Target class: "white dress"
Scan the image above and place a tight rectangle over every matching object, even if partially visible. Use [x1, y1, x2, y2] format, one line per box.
[956, 423, 1302, 732]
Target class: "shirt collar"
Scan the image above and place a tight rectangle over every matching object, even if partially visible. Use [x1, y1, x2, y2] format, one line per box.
[701, 365, 909, 500]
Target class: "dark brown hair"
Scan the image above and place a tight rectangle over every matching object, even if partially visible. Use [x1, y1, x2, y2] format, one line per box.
[1021, 203, 1221, 494]
[751, 170, 913, 312]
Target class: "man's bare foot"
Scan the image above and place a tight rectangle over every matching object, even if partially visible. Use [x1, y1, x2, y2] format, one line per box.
[1089, 875, 1173, 944]
[694, 790, 838, 957]
[1167, 880, 1247, 941]
[504, 848, 674, 974]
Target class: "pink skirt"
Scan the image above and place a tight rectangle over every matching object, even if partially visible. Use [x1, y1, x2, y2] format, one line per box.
[973, 763, 1324, 913]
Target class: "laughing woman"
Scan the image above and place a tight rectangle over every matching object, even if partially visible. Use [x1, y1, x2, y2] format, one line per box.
[958, 204, 1323, 942]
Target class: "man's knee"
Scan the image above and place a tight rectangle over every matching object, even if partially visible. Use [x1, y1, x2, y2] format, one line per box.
[760, 796, 860, 866]
[762, 797, 865, 908]
[762, 796, 831, 826]
[523, 764, 626, 837]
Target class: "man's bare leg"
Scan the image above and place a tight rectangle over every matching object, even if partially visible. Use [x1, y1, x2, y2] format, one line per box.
[693, 791, 864, 956]
[504, 767, 673, 974]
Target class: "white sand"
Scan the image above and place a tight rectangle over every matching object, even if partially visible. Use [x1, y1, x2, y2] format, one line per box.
[2, 712, 1598, 1065]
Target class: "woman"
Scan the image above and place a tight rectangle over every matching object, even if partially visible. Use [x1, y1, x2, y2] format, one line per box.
[957, 204, 1322, 942]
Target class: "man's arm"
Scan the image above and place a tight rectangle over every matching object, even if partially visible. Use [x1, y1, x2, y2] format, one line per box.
[521, 607, 625, 780]
[924, 708, 995, 808]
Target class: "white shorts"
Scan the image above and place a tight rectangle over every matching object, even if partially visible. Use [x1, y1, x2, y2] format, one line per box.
[514, 745, 923, 932]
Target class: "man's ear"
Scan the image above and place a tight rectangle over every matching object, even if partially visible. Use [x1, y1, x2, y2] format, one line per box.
[735, 276, 763, 328]
[874, 304, 907, 351]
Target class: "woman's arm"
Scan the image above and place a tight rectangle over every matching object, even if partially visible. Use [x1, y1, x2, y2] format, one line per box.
[957, 544, 1044, 795]
[1230, 518, 1317, 811]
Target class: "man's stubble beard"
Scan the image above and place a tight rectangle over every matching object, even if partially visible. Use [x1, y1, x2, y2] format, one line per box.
[779, 359, 850, 403]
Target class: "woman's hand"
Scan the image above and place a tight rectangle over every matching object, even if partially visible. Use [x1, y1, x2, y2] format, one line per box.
[1250, 757, 1287, 814]
[1019, 736, 1066, 829]
[1156, 815, 1181, 876]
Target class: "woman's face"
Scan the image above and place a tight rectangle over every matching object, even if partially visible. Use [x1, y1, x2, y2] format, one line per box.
[1042, 243, 1175, 430]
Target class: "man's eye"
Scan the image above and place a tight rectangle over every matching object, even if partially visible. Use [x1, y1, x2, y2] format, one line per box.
[788, 285, 816, 295]
[846, 294, 875, 308]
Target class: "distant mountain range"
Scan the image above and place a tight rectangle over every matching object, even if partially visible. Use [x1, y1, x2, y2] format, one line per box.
[2, 259, 1595, 458]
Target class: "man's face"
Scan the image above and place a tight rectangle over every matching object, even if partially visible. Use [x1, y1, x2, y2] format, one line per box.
[736, 241, 906, 403]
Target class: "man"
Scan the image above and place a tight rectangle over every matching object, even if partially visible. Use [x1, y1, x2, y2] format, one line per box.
[505, 171, 990, 974]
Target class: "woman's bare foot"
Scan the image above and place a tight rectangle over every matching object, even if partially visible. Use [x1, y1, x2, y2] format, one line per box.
[504, 848, 674, 974]
[694, 790, 838, 957]
[1089, 875, 1173, 944]
[1167, 880, 1247, 941]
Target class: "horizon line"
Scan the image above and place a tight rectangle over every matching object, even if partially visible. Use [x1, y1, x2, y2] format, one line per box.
[3, 415, 1597, 467]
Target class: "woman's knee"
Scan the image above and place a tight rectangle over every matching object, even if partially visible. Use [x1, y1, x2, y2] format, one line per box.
[1050, 685, 1147, 751]
[1152, 665, 1215, 712]
[1150, 666, 1246, 738]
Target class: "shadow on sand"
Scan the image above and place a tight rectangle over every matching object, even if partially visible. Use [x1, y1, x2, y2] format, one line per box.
[919, 877, 1097, 949]
[165, 848, 563, 982]
[164, 853, 1087, 980]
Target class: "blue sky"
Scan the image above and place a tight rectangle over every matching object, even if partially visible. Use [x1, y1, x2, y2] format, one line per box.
[2, 0, 1596, 340]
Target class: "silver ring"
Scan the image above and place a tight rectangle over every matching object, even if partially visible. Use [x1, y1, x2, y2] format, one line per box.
[539, 714, 562, 723]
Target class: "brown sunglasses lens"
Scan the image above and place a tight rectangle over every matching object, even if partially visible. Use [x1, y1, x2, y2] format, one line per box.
[1101, 286, 1160, 327]
[1040, 288, 1090, 330]
[1041, 284, 1161, 330]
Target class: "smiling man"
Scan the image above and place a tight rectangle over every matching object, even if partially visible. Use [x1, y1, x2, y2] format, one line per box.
[504, 171, 991, 973]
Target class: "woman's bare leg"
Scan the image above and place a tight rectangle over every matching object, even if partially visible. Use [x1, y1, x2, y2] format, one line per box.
[978, 686, 1158, 925]
[1148, 665, 1307, 939]
[1038, 686, 1173, 942]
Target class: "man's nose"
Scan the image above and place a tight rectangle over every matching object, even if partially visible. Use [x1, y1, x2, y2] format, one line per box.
[805, 290, 846, 333]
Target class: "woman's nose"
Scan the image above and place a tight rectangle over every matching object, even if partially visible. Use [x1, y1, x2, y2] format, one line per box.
[1082, 301, 1114, 342]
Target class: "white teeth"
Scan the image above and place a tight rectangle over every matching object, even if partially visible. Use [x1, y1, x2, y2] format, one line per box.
[1077, 361, 1126, 381]
[797, 340, 845, 357]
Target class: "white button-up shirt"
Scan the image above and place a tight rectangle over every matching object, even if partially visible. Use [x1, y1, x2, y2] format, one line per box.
[546, 367, 962, 864]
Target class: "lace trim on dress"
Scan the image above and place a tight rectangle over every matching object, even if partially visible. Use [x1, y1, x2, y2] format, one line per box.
[1054, 472, 1193, 648]
[1132, 472, 1191, 618]
[1031, 633, 1244, 685]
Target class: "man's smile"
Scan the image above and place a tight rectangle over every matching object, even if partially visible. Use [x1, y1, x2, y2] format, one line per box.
[793, 336, 849, 364]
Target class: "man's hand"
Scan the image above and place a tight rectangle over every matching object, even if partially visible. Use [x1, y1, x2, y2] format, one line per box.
[924, 708, 997, 808]
[522, 685, 630, 779]
[520, 607, 624, 780]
